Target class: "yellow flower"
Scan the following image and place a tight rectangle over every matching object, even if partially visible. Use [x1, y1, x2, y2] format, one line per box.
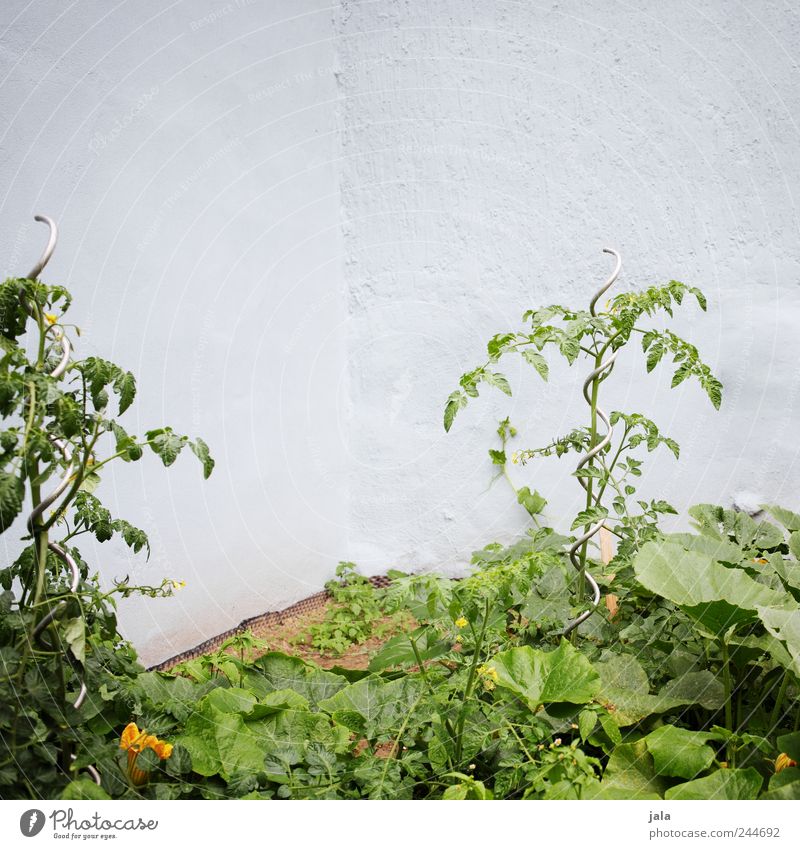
[455, 617, 468, 628]
[775, 753, 797, 773]
[119, 722, 173, 786]
[171, 580, 186, 590]
[44, 312, 58, 325]
[478, 664, 499, 691]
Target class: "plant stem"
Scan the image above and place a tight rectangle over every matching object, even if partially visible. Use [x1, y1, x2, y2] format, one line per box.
[572, 355, 601, 645]
[453, 598, 490, 764]
[769, 671, 791, 733]
[721, 639, 735, 766]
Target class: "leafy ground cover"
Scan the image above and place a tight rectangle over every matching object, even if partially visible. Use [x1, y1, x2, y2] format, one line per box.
[39, 516, 800, 800]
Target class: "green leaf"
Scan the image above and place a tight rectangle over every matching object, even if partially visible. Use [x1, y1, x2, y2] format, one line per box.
[755, 606, 800, 677]
[558, 335, 580, 364]
[145, 428, 186, 467]
[634, 540, 786, 634]
[368, 628, 450, 672]
[577, 709, 596, 741]
[113, 370, 136, 414]
[78, 471, 101, 494]
[665, 767, 762, 800]
[663, 533, 745, 564]
[645, 726, 719, 779]
[766, 505, 800, 533]
[81, 357, 113, 409]
[658, 671, 724, 711]
[243, 653, 347, 708]
[56, 396, 82, 438]
[788, 533, 800, 563]
[0, 471, 24, 533]
[521, 349, 548, 380]
[598, 712, 622, 746]
[163, 744, 192, 777]
[777, 731, 800, 763]
[645, 343, 664, 373]
[517, 486, 546, 517]
[443, 774, 493, 800]
[488, 449, 506, 466]
[111, 422, 143, 462]
[252, 709, 349, 767]
[570, 505, 608, 531]
[178, 706, 266, 778]
[443, 390, 467, 432]
[586, 740, 666, 800]
[484, 370, 512, 396]
[60, 779, 111, 800]
[487, 332, 515, 360]
[762, 777, 800, 800]
[62, 617, 86, 664]
[489, 640, 600, 709]
[595, 654, 723, 726]
[671, 361, 692, 387]
[318, 675, 423, 738]
[190, 438, 215, 479]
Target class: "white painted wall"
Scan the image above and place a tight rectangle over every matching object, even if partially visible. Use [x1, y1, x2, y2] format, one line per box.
[1, 1, 799, 665]
[0, 0, 350, 665]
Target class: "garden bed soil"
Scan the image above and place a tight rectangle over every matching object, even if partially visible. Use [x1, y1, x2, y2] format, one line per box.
[148, 575, 410, 672]
[245, 606, 412, 670]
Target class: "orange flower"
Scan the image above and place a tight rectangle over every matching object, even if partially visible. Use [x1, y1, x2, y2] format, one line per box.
[775, 753, 797, 773]
[152, 740, 173, 760]
[119, 722, 173, 786]
[119, 722, 146, 752]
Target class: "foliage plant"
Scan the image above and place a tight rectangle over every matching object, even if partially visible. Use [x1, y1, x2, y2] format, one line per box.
[2, 256, 798, 803]
[0, 274, 212, 798]
[633, 503, 800, 769]
[300, 562, 403, 657]
[58, 522, 797, 800]
[444, 270, 722, 629]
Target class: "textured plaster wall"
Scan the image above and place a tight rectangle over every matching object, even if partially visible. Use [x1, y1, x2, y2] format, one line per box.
[1, 1, 799, 664]
[0, 0, 350, 665]
[336, 0, 800, 575]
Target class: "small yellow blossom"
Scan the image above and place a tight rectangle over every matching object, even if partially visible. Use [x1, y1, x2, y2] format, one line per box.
[171, 580, 186, 590]
[775, 753, 797, 773]
[44, 312, 58, 325]
[455, 616, 468, 629]
[478, 664, 499, 691]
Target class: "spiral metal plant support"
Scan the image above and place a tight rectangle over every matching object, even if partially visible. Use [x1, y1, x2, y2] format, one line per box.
[21, 215, 100, 785]
[562, 248, 622, 637]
